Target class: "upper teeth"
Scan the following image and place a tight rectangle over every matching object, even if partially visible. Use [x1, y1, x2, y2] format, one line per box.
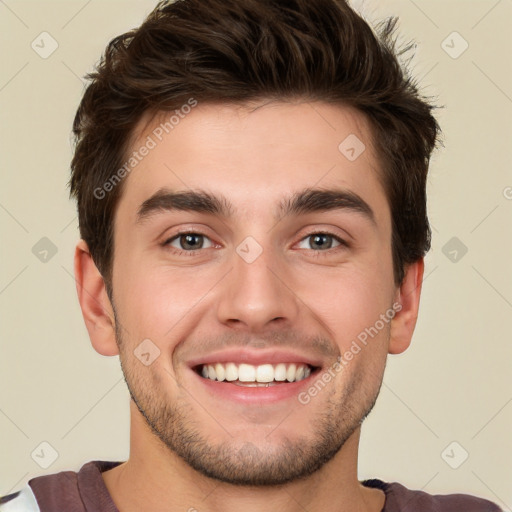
[200, 363, 312, 383]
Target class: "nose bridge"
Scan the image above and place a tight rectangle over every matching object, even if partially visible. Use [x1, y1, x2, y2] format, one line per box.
[215, 237, 299, 330]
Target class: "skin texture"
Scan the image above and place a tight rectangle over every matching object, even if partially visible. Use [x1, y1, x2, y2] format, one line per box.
[75, 100, 424, 512]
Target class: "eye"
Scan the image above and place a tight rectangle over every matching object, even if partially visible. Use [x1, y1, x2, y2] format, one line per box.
[297, 232, 345, 251]
[165, 232, 214, 251]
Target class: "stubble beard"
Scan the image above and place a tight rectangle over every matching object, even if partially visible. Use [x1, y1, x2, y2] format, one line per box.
[116, 332, 384, 486]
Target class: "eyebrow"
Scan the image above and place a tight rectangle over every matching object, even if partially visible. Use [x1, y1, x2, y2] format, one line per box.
[279, 187, 375, 224]
[136, 187, 375, 225]
[137, 188, 232, 222]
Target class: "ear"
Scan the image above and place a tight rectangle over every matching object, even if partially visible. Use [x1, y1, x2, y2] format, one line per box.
[388, 259, 424, 355]
[74, 239, 119, 356]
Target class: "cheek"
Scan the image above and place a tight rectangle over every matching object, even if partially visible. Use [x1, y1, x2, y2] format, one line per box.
[292, 263, 393, 346]
[114, 261, 220, 340]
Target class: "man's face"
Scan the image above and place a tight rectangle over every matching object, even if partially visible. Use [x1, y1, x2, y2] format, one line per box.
[110, 101, 398, 485]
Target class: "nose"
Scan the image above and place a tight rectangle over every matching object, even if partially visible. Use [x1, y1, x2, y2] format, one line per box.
[215, 243, 300, 332]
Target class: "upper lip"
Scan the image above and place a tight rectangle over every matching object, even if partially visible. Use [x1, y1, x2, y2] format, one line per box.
[186, 348, 324, 369]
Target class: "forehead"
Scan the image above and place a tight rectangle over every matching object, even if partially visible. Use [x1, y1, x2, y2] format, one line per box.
[115, 100, 390, 229]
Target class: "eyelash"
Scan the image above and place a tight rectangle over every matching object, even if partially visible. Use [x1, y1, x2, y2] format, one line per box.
[162, 230, 348, 257]
[303, 231, 349, 257]
[162, 230, 215, 257]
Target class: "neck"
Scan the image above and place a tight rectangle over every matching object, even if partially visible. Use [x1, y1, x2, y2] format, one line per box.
[102, 403, 385, 512]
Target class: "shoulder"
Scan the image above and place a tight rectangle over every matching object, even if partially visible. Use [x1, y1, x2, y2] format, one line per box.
[362, 479, 503, 512]
[0, 467, 80, 512]
[0, 461, 122, 512]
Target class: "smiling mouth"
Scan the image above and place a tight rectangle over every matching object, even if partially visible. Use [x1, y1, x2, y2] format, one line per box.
[194, 362, 318, 386]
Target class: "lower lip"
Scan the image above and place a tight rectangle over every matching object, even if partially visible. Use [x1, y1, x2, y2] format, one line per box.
[191, 368, 318, 404]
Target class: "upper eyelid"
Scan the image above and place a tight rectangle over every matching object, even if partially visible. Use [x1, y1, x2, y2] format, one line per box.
[299, 230, 345, 240]
[164, 227, 212, 241]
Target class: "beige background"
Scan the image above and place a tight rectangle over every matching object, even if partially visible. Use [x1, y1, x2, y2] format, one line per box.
[1, 0, 511, 508]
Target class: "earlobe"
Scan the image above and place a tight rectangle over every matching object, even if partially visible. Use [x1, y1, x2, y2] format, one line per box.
[74, 239, 119, 356]
[388, 259, 425, 355]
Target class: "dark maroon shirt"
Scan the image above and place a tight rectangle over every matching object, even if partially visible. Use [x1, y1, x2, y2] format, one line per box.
[0, 461, 503, 511]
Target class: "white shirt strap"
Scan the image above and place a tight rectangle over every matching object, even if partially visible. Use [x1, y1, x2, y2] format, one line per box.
[0, 486, 40, 512]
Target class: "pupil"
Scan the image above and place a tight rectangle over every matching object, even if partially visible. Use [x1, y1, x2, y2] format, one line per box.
[181, 234, 202, 250]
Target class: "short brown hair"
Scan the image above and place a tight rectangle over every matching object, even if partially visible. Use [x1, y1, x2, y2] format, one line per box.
[69, 0, 440, 294]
